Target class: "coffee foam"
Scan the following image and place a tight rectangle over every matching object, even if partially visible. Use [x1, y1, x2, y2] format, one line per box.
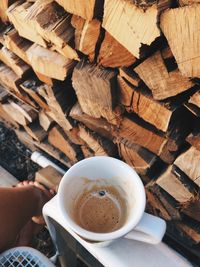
[72, 185, 127, 233]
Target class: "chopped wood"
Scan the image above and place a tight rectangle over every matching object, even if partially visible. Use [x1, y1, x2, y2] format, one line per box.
[118, 76, 174, 131]
[0, 0, 16, 23]
[71, 15, 101, 62]
[134, 51, 194, 100]
[119, 67, 141, 87]
[116, 114, 181, 164]
[34, 71, 54, 86]
[48, 125, 83, 163]
[156, 166, 194, 203]
[14, 128, 71, 168]
[37, 82, 75, 132]
[4, 28, 32, 64]
[2, 102, 28, 126]
[25, 0, 79, 60]
[174, 147, 200, 187]
[175, 222, 200, 244]
[178, 0, 200, 5]
[185, 91, 200, 117]
[117, 116, 167, 156]
[146, 181, 181, 221]
[0, 62, 22, 94]
[20, 79, 49, 110]
[55, 0, 103, 20]
[0, 46, 30, 77]
[81, 144, 95, 158]
[181, 196, 200, 222]
[26, 44, 75, 80]
[72, 60, 121, 125]
[9, 100, 37, 123]
[39, 111, 54, 131]
[78, 125, 117, 157]
[24, 120, 47, 142]
[98, 31, 136, 68]
[103, 0, 170, 58]
[63, 127, 85, 146]
[70, 103, 115, 140]
[0, 102, 19, 129]
[7, 1, 47, 47]
[160, 5, 200, 77]
[35, 165, 62, 192]
[118, 141, 158, 176]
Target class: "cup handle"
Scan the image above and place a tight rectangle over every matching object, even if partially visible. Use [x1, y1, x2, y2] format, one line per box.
[124, 212, 166, 244]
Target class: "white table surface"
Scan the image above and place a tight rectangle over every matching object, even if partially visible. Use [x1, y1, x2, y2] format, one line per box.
[43, 196, 193, 267]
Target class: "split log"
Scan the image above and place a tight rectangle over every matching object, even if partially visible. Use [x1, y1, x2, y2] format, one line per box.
[2, 100, 37, 126]
[102, 0, 171, 58]
[98, 31, 136, 68]
[20, 79, 50, 110]
[34, 71, 54, 86]
[14, 128, 71, 167]
[24, 120, 47, 142]
[118, 141, 162, 177]
[7, 1, 47, 47]
[181, 196, 200, 222]
[134, 51, 194, 100]
[55, 0, 103, 20]
[118, 77, 195, 144]
[35, 165, 62, 192]
[26, 44, 75, 80]
[71, 15, 101, 62]
[186, 121, 200, 150]
[81, 145, 95, 158]
[174, 147, 200, 187]
[119, 67, 140, 88]
[156, 166, 194, 203]
[178, 0, 200, 5]
[39, 111, 54, 131]
[175, 221, 200, 244]
[185, 91, 200, 117]
[37, 81, 76, 132]
[72, 60, 121, 125]
[4, 28, 32, 64]
[0, 46, 30, 77]
[0, 62, 22, 94]
[117, 114, 186, 164]
[48, 125, 83, 163]
[160, 5, 200, 77]
[78, 125, 117, 157]
[70, 103, 115, 140]
[25, 0, 79, 60]
[146, 180, 181, 221]
[0, 0, 16, 23]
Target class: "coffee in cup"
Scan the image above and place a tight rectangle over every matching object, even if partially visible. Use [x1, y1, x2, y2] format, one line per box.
[72, 184, 127, 233]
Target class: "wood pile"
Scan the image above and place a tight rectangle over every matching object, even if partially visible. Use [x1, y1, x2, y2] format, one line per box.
[0, 0, 200, 259]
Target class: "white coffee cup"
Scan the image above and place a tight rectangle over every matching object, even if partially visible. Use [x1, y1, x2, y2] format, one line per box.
[58, 156, 166, 244]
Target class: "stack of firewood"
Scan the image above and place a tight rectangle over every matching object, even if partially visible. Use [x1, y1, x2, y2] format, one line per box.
[0, 0, 200, 257]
